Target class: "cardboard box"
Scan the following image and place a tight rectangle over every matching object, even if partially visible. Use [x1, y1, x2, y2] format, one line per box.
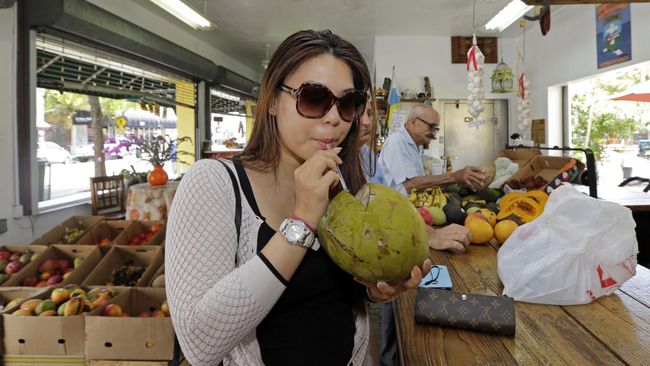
[82, 246, 162, 287]
[85, 287, 174, 360]
[2, 287, 85, 356]
[76, 220, 133, 246]
[31, 216, 104, 245]
[4, 245, 102, 287]
[148, 264, 165, 287]
[0, 245, 51, 287]
[113, 220, 165, 247]
[506, 156, 585, 191]
[1, 288, 47, 356]
[496, 148, 541, 169]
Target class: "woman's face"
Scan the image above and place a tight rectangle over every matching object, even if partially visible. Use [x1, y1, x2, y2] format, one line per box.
[275, 53, 356, 164]
[359, 102, 373, 146]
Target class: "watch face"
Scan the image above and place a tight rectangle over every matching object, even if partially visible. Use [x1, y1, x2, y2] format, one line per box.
[286, 223, 305, 243]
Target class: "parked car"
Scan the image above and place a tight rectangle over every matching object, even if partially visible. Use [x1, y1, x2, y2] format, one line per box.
[70, 144, 94, 162]
[639, 140, 650, 158]
[37, 141, 72, 164]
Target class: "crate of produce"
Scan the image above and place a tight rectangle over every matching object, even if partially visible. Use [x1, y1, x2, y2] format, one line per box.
[82, 246, 162, 287]
[4, 245, 102, 287]
[31, 216, 104, 245]
[85, 287, 173, 361]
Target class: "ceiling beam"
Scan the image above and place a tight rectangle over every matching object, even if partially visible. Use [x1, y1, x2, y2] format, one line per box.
[523, 0, 648, 4]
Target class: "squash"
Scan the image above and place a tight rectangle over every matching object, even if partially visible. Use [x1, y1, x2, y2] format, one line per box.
[525, 190, 549, 207]
[499, 192, 524, 211]
[496, 196, 542, 223]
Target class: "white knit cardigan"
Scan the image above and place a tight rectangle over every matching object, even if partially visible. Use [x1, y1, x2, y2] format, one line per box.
[166, 159, 371, 366]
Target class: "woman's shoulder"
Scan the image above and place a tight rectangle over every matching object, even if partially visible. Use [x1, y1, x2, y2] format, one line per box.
[181, 159, 235, 187]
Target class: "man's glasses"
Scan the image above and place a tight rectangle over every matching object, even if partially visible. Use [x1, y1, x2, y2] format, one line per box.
[280, 82, 368, 123]
[416, 117, 440, 133]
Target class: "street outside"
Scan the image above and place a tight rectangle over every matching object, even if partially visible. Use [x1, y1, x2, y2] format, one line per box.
[597, 145, 650, 192]
[43, 156, 179, 200]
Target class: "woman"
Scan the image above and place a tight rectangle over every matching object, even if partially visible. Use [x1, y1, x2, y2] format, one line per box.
[166, 30, 431, 366]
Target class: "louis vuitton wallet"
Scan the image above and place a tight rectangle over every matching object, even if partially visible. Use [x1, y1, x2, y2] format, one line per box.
[414, 288, 516, 336]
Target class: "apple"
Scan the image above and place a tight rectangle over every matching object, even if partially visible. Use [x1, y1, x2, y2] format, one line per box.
[0, 259, 8, 272]
[151, 310, 165, 318]
[39, 270, 57, 281]
[161, 300, 169, 316]
[47, 274, 63, 285]
[102, 304, 123, 317]
[0, 250, 12, 260]
[21, 275, 38, 287]
[38, 259, 59, 273]
[57, 259, 71, 270]
[10, 252, 21, 262]
[417, 207, 433, 226]
[5, 260, 24, 275]
[138, 311, 150, 317]
[73, 257, 84, 268]
[36, 280, 49, 287]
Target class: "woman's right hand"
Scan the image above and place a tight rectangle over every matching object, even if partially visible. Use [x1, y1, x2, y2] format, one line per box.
[293, 149, 342, 228]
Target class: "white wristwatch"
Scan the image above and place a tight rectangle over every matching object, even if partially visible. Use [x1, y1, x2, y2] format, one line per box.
[279, 218, 316, 249]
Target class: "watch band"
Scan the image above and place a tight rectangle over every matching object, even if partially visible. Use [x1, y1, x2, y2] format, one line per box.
[279, 218, 316, 249]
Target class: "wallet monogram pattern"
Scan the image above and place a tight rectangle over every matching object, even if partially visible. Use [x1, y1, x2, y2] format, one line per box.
[414, 288, 516, 336]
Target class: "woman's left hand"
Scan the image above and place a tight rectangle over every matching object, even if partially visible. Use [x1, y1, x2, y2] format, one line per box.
[355, 259, 432, 302]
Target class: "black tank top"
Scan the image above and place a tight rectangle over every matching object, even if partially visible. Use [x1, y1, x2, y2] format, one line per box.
[232, 160, 360, 366]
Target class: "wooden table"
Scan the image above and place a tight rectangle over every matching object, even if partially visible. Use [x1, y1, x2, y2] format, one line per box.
[573, 184, 650, 212]
[394, 242, 650, 365]
[126, 181, 179, 221]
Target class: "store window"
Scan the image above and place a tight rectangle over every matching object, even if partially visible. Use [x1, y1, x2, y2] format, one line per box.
[34, 34, 196, 209]
[567, 61, 650, 189]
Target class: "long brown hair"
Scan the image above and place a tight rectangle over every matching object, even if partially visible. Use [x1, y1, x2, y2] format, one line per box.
[238, 30, 373, 194]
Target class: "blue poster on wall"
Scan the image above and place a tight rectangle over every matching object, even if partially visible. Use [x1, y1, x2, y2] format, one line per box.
[596, 4, 632, 69]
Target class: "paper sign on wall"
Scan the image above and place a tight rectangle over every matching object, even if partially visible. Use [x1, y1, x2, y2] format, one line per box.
[596, 4, 632, 69]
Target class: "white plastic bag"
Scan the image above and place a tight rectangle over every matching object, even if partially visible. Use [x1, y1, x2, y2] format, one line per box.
[497, 184, 638, 305]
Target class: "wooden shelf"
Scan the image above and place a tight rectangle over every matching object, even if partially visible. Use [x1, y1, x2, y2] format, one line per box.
[400, 98, 437, 103]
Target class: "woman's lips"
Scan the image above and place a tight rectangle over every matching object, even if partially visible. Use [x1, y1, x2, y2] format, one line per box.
[315, 139, 338, 150]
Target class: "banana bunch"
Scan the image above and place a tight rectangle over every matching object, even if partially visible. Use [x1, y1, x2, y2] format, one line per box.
[408, 187, 448, 208]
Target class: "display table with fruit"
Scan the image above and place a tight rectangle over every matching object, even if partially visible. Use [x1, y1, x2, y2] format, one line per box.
[393, 242, 650, 365]
[126, 181, 179, 221]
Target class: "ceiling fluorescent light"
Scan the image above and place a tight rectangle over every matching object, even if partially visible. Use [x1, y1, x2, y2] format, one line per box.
[150, 0, 212, 30]
[485, 0, 533, 32]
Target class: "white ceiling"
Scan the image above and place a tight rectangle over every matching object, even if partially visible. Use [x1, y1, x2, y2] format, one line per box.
[135, 0, 546, 72]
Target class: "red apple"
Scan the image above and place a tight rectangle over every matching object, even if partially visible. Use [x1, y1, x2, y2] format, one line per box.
[138, 311, 150, 317]
[47, 275, 63, 285]
[10, 252, 21, 262]
[35, 280, 49, 287]
[21, 275, 38, 287]
[417, 207, 433, 226]
[38, 259, 59, 273]
[0, 250, 12, 260]
[57, 259, 70, 270]
[5, 260, 24, 275]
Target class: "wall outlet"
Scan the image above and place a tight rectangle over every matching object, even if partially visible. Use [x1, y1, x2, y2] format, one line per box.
[0, 218, 7, 234]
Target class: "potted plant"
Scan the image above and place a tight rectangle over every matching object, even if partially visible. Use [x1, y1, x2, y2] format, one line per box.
[119, 134, 193, 186]
[120, 164, 148, 188]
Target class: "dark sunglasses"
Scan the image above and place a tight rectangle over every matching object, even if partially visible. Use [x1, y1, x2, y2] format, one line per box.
[416, 117, 440, 132]
[280, 82, 368, 123]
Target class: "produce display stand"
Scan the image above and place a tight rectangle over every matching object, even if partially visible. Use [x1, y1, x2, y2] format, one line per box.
[505, 144, 597, 197]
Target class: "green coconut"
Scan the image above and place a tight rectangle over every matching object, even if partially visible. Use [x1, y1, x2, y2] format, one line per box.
[317, 184, 429, 282]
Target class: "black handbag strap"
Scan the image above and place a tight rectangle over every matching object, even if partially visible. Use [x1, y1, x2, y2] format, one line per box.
[171, 159, 241, 366]
[217, 159, 242, 244]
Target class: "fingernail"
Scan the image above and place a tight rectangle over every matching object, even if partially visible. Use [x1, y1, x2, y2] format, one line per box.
[332, 147, 342, 154]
